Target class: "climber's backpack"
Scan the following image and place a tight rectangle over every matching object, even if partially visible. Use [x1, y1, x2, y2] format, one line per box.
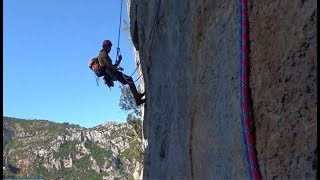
[88, 57, 114, 88]
[88, 57, 104, 77]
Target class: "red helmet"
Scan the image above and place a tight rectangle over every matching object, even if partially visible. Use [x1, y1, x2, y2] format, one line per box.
[102, 40, 112, 47]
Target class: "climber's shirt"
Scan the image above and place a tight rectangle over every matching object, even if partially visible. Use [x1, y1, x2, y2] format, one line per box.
[98, 50, 115, 80]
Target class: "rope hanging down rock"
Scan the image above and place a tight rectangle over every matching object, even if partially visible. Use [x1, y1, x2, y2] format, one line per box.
[238, 0, 262, 179]
[115, 0, 123, 67]
[120, 0, 162, 84]
[114, 0, 139, 84]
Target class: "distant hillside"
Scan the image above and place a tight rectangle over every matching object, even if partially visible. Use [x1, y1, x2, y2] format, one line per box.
[3, 116, 143, 180]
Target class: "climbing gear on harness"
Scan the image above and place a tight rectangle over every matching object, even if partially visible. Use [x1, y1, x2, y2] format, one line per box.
[103, 74, 114, 89]
[114, 51, 122, 67]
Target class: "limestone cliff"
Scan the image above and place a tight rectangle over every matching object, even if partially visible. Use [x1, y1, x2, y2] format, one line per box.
[128, 0, 317, 179]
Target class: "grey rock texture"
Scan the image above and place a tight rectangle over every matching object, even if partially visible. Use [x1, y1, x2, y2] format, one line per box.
[128, 0, 317, 179]
[3, 122, 14, 148]
[248, 0, 317, 179]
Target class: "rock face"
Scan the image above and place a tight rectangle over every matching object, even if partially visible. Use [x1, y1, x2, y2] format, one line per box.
[128, 0, 317, 179]
[248, 1, 317, 179]
[3, 122, 14, 148]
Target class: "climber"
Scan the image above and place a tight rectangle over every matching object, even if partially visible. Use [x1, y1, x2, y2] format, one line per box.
[96, 40, 145, 106]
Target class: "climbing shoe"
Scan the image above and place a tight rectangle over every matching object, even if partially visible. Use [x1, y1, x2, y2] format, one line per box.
[136, 98, 146, 106]
[139, 92, 146, 99]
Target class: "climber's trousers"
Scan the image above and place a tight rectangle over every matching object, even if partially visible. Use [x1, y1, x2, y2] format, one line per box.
[113, 70, 141, 100]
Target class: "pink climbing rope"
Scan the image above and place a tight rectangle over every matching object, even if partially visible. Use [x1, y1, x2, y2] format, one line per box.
[239, 0, 262, 179]
[120, 0, 162, 84]
[145, 0, 162, 70]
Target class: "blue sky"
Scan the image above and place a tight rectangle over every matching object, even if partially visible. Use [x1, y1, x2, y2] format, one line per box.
[3, 0, 140, 128]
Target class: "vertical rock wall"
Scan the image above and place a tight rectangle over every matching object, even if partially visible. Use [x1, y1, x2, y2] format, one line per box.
[128, 0, 317, 179]
[249, 1, 317, 179]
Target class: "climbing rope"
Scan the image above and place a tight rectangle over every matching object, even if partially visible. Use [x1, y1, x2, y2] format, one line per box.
[112, 0, 139, 84]
[121, 71, 144, 83]
[120, 0, 162, 84]
[120, 62, 141, 83]
[238, 0, 262, 179]
[114, 0, 123, 67]
[145, 0, 162, 69]
[117, 0, 123, 56]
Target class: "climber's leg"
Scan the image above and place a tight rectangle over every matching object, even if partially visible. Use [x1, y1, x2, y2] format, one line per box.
[114, 71, 145, 105]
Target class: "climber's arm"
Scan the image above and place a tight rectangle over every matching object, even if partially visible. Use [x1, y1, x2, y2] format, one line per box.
[98, 51, 122, 71]
[104, 56, 123, 71]
[103, 57, 118, 70]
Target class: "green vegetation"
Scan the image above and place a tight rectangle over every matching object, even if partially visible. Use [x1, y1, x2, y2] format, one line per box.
[121, 147, 143, 163]
[3, 116, 142, 179]
[5, 140, 18, 155]
[119, 85, 142, 117]
[127, 114, 143, 139]
[52, 140, 81, 158]
[119, 85, 138, 111]
[32, 166, 49, 179]
[119, 165, 135, 180]
[84, 141, 113, 167]
[3, 169, 17, 179]
[119, 85, 143, 138]
[118, 85, 144, 165]
[74, 155, 92, 169]
[42, 168, 104, 180]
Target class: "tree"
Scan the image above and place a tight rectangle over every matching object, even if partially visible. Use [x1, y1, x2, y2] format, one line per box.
[119, 85, 141, 118]
[123, 19, 130, 32]
[119, 85, 142, 138]
[122, 19, 133, 47]
[119, 18, 143, 138]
